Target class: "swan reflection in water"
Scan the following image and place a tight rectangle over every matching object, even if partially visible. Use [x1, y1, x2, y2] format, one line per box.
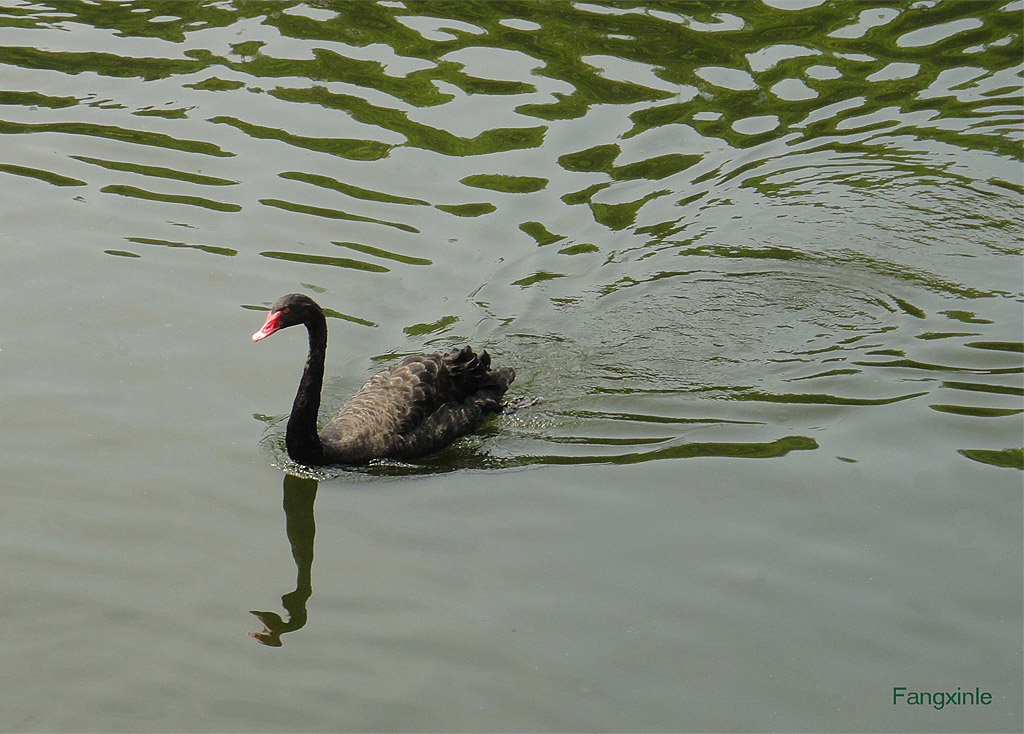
[249, 473, 317, 646]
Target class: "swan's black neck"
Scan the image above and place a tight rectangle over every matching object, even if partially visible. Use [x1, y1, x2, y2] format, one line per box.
[286, 310, 328, 465]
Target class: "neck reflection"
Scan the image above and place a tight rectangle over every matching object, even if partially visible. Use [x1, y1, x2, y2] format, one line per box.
[248, 473, 318, 646]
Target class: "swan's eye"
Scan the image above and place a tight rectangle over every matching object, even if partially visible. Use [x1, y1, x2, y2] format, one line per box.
[283, 307, 291, 314]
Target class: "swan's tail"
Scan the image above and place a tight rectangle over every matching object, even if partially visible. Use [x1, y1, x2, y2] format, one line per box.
[444, 346, 515, 396]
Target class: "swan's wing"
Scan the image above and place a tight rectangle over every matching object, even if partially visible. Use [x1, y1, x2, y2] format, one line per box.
[319, 347, 513, 460]
[388, 393, 500, 459]
[386, 350, 515, 459]
[318, 355, 442, 447]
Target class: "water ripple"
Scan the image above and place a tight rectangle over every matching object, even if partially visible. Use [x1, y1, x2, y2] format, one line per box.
[2, 0, 1020, 469]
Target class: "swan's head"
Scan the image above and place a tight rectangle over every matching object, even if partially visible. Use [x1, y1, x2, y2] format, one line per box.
[252, 293, 322, 342]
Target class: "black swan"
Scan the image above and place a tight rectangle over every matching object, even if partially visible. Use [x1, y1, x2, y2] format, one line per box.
[252, 293, 515, 466]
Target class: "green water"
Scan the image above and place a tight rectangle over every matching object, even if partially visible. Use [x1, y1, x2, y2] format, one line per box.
[0, 1, 1021, 731]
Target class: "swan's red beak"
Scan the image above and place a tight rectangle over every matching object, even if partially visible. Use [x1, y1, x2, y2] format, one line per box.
[252, 310, 283, 342]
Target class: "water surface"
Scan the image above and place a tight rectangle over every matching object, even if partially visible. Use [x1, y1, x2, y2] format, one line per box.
[0, 1, 1021, 731]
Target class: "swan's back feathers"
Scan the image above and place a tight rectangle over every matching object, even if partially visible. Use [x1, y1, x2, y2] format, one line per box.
[317, 346, 514, 463]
